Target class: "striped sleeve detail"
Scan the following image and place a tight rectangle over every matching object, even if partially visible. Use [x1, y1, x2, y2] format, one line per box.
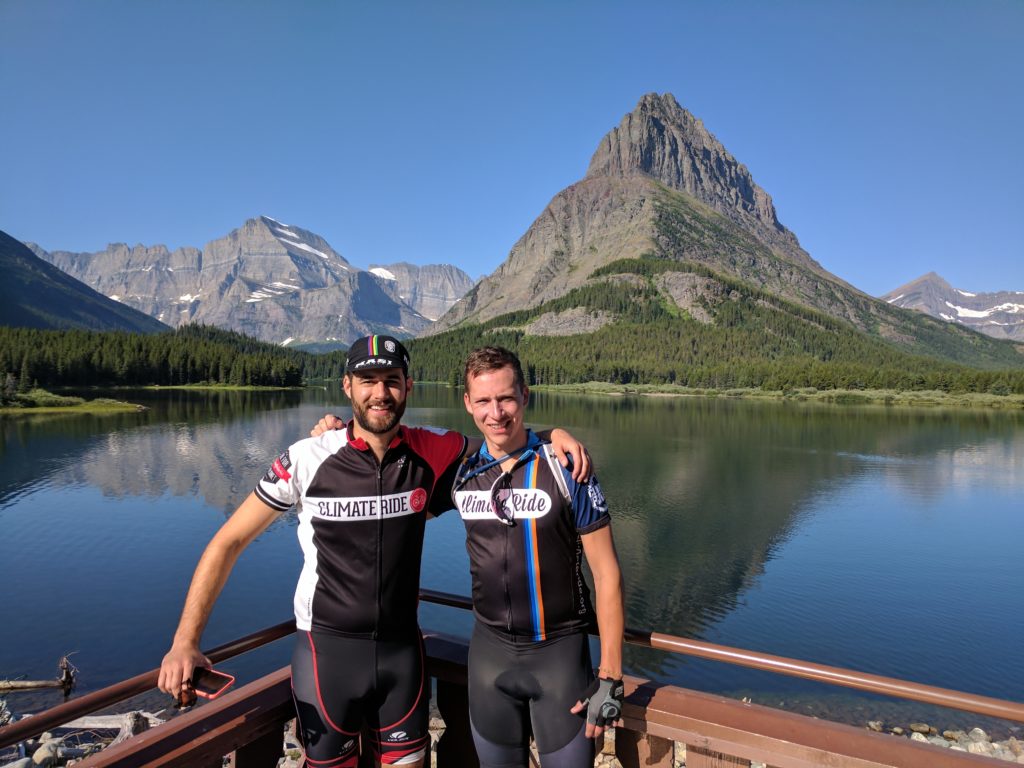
[254, 445, 301, 511]
[254, 483, 293, 512]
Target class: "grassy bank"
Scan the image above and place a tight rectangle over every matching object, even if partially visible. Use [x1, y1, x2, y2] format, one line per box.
[533, 382, 1024, 410]
[0, 388, 143, 414]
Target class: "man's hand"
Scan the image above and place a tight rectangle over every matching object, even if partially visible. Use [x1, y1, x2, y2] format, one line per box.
[548, 428, 591, 482]
[570, 676, 624, 739]
[310, 413, 345, 438]
[158, 643, 211, 704]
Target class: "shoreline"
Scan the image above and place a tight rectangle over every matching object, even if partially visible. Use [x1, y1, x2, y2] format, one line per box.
[531, 382, 1024, 410]
[6, 380, 1022, 415]
[1, 384, 300, 414]
[0, 391, 144, 416]
[141, 384, 300, 391]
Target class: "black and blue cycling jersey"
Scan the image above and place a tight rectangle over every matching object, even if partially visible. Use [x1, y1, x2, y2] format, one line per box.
[449, 430, 610, 644]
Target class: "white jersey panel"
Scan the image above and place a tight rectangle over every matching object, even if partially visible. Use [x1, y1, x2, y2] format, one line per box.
[256, 430, 352, 631]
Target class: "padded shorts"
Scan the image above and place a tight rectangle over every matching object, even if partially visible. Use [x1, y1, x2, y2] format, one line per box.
[291, 630, 429, 766]
[468, 622, 594, 767]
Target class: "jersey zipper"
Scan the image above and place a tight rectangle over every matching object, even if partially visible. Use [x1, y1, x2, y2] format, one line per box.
[503, 520, 512, 635]
[374, 456, 384, 640]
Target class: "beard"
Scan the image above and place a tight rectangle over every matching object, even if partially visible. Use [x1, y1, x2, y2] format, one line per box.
[351, 397, 407, 435]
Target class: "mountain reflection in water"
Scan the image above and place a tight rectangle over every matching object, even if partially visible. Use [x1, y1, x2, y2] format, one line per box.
[1, 385, 1021, 733]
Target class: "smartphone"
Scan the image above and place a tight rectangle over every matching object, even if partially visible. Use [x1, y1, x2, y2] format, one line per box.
[190, 667, 235, 699]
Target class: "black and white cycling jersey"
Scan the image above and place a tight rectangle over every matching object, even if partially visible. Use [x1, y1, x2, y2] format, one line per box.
[255, 422, 467, 640]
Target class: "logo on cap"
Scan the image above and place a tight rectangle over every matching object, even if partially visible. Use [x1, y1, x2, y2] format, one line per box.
[385, 339, 396, 353]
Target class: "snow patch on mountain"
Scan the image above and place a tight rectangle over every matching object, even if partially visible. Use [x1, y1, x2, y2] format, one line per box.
[945, 300, 1024, 318]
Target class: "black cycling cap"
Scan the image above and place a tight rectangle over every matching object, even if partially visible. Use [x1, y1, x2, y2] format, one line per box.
[345, 335, 410, 375]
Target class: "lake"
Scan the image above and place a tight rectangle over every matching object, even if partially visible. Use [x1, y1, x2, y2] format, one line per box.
[1, 385, 1021, 736]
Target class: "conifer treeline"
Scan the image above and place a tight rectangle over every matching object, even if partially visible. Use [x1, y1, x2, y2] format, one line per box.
[0, 325, 307, 389]
[408, 265, 1024, 395]
[412, 322, 1024, 394]
[2, 269, 1023, 397]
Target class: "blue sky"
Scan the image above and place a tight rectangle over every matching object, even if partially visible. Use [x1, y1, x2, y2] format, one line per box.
[1, 1, 1020, 296]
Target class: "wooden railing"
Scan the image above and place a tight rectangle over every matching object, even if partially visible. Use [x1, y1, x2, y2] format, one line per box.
[2, 590, 1021, 767]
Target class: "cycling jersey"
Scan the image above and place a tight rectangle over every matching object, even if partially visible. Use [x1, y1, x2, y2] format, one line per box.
[255, 422, 467, 640]
[449, 430, 610, 643]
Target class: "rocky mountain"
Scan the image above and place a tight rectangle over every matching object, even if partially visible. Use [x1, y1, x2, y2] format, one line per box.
[429, 93, 1021, 369]
[368, 262, 474, 321]
[0, 229, 168, 333]
[433, 92, 836, 331]
[882, 273, 1024, 342]
[30, 216, 435, 349]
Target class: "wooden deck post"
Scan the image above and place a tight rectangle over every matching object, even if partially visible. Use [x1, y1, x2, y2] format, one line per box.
[615, 727, 675, 767]
[435, 679, 478, 768]
[686, 744, 751, 767]
[232, 728, 283, 768]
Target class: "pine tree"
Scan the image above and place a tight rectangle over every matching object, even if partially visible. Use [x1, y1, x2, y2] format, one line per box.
[18, 355, 31, 394]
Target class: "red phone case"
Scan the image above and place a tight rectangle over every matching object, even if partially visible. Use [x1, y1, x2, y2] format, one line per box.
[191, 667, 235, 699]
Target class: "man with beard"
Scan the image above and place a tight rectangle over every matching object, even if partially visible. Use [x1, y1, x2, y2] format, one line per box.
[158, 335, 589, 768]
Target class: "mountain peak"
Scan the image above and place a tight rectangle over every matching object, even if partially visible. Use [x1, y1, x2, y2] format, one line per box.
[883, 272, 1024, 341]
[886, 272, 953, 297]
[586, 92, 784, 237]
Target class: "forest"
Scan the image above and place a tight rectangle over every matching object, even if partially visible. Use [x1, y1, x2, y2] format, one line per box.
[407, 260, 1024, 395]
[0, 325, 305, 402]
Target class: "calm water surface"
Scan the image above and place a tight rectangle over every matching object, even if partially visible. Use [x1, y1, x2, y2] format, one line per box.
[1, 386, 1021, 733]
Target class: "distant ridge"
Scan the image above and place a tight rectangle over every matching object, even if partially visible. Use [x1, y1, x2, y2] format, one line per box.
[368, 262, 474, 321]
[30, 216, 450, 349]
[0, 229, 168, 333]
[883, 273, 1024, 342]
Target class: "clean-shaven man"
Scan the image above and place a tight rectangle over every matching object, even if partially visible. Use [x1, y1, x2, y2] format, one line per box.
[158, 335, 590, 768]
[452, 346, 624, 767]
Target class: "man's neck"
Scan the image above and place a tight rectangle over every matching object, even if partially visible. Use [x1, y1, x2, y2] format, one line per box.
[485, 431, 530, 472]
[352, 423, 400, 462]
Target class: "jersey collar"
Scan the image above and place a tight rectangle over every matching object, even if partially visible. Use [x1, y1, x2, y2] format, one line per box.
[479, 429, 542, 462]
[345, 420, 406, 453]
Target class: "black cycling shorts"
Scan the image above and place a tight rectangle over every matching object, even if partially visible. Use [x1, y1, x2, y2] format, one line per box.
[290, 630, 429, 766]
[468, 622, 595, 767]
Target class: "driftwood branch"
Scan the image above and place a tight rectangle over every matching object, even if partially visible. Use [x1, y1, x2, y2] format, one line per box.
[0, 680, 64, 692]
[59, 712, 163, 731]
[0, 656, 76, 695]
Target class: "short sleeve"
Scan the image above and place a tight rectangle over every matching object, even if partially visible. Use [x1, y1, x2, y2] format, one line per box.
[563, 467, 611, 534]
[254, 445, 302, 512]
